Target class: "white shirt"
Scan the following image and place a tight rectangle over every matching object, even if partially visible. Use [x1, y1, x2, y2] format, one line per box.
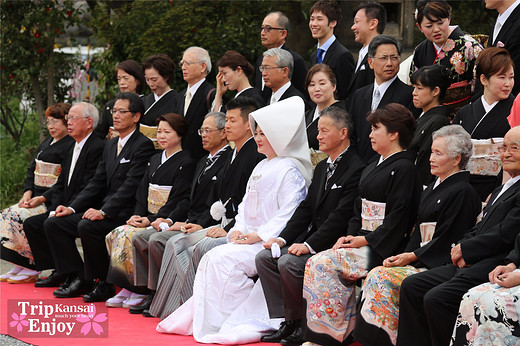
[495, 0, 520, 40]
[492, 175, 520, 204]
[356, 45, 369, 72]
[316, 34, 336, 61]
[187, 77, 206, 97]
[373, 75, 398, 103]
[271, 81, 292, 103]
[118, 128, 136, 150]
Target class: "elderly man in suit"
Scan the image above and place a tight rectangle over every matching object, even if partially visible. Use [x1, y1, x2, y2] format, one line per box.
[485, 0, 520, 96]
[345, 1, 386, 107]
[397, 126, 520, 346]
[309, 0, 355, 100]
[178, 46, 216, 160]
[261, 48, 308, 109]
[23, 103, 105, 287]
[44, 92, 155, 301]
[256, 107, 365, 346]
[255, 11, 308, 101]
[349, 35, 416, 163]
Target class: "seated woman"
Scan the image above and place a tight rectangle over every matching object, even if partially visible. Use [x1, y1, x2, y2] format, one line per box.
[305, 63, 344, 150]
[411, 0, 483, 114]
[212, 50, 265, 112]
[157, 97, 312, 344]
[408, 65, 451, 186]
[354, 125, 481, 346]
[301, 104, 423, 346]
[0, 103, 74, 283]
[453, 47, 515, 201]
[104, 113, 194, 308]
[451, 232, 520, 345]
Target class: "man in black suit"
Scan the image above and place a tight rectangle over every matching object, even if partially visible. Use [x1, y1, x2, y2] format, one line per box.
[485, 0, 520, 95]
[44, 92, 155, 301]
[309, 0, 355, 100]
[397, 126, 520, 346]
[345, 1, 386, 107]
[255, 11, 308, 101]
[261, 48, 308, 110]
[349, 35, 416, 163]
[178, 46, 216, 160]
[256, 107, 365, 346]
[23, 103, 105, 287]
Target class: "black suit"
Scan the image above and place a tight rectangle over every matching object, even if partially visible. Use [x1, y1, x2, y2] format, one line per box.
[349, 78, 415, 163]
[255, 43, 309, 101]
[489, 4, 520, 96]
[177, 80, 215, 160]
[345, 53, 374, 109]
[256, 148, 365, 321]
[310, 39, 355, 100]
[397, 179, 520, 346]
[44, 130, 155, 280]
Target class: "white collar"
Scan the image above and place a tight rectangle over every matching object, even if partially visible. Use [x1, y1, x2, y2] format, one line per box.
[377, 150, 401, 165]
[326, 146, 349, 164]
[498, 0, 520, 26]
[161, 149, 181, 164]
[235, 86, 253, 97]
[272, 81, 292, 102]
[74, 132, 92, 151]
[188, 78, 206, 96]
[373, 75, 398, 99]
[317, 34, 336, 51]
[153, 88, 172, 102]
[118, 128, 136, 149]
[208, 144, 229, 159]
[433, 170, 464, 189]
[481, 95, 499, 114]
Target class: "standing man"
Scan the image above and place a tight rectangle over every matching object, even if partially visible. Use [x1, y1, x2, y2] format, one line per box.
[23, 103, 105, 287]
[255, 11, 308, 101]
[309, 0, 355, 100]
[261, 48, 308, 109]
[44, 92, 155, 301]
[178, 46, 216, 160]
[256, 107, 365, 346]
[345, 1, 386, 107]
[485, 0, 520, 95]
[349, 35, 415, 163]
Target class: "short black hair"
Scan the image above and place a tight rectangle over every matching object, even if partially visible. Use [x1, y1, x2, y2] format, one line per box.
[142, 54, 175, 84]
[115, 92, 145, 116]
[357, 2, 387, 34]
[226, 96, 260, 122]
[410, 64, 451, 100]
[368, 35, 401, 58]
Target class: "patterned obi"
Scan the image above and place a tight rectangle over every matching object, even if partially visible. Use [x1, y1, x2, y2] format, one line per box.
[140, 124, 161, 150]
[443, 81, 471, 116]
[467, 138, 503, 176]
[419, 222, 437, 247]
[361, 199, 386, 231]
[34, 159, 61, 188]
[147, 184, 172, 214]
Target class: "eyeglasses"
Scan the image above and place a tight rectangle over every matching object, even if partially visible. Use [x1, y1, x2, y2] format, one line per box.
[259, 65, 286, 73]
[65, 115, 89, 121]
[179, 60, 202, 68]
[198, 128, 222, 136]
[110, 109, 133, 115]
[497, 145, 520, 153]
[260, 25, 285, 33]
[45, 119, 62, 126]
[373, 55, 400, 62]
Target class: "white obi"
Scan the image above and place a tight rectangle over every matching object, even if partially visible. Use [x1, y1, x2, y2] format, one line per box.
[361, 199, 386, 231]
[467, 138, 503, 176]
[140, 124, 160, 150]
[147, 184, 172, 214]
[34, 159, 61, 188]
[419, 222, 437, 247]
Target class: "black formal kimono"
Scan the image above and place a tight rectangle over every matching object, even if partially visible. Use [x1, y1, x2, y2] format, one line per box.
[453, 95, 514, 200]
[310, 39, 355, 100]
[141, 89, 178, 125]
[345, 53, 374, 109]
[409, 106, 450, 186]
[305, 100, 345, 150]
[95, 99, 116, 139]
[218, 88, 265, 114]
[354, 171, 481, 346]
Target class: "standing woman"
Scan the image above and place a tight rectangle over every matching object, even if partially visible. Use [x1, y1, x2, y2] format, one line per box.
[408, 65, 451, 185]
[305, 63, 344, 150]
[411, 0, 483, 114]
[453, 47, 515, 201]
[354, 125, 481, 346]
[95, 60, 146, 139]
[1, 103, 74, 282]
[104, 113, 194, 308]
[212, 50, 265, 112]
[301, 103, 422, 346]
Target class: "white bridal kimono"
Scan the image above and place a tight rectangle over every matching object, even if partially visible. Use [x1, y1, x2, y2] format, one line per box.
[157, 157, 307, 344]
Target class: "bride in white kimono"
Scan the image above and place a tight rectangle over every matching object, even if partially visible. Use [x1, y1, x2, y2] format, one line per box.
[156, 97, 313, 344]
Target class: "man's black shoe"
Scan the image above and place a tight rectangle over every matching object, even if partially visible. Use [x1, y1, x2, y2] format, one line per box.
[280, 324, 303, 346]
[53, 276, 93, 298]
[35, 271, 66, 287]
[129, 292, 154, 314]
[83, 281, 116, 302]
[261, 320, 301, 343]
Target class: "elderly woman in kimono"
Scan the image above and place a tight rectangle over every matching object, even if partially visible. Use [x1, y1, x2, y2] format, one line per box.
[353, 125, 481, 346]
[301, 103, 423, 346]
[156, 97, 312, 344]
[453, 47, 515, 201]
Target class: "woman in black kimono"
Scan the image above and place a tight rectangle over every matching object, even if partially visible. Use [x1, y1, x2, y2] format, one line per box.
[1, 103, 74, 282]
[453, 47, 515, 201]
[408, 64, 451, 185]
[301, 103, 422, 346]
[411, 0, 483, 114]
[354, 124, 481, 346]
[104, 113, 194, 309]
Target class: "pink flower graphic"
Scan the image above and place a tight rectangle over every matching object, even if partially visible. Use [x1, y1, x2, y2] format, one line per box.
[443, 39, 455, 52]
[9, 313, 29, 332]
[76, 305, 107, 336]
[497, 41, 505, 48]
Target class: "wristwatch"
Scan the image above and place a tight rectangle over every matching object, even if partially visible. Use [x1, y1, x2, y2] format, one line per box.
[100, 209, 107, 218]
